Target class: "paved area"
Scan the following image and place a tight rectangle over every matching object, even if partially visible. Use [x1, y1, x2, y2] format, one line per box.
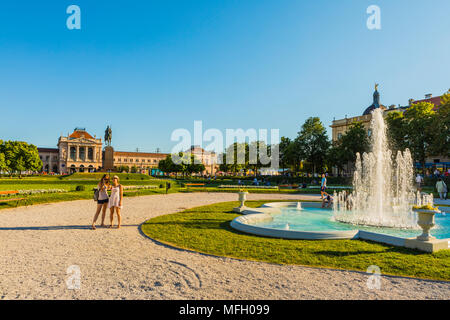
[0, 193, 448, 300]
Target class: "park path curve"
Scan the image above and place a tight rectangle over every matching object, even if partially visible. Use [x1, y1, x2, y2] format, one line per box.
[0, 192, 449, 300]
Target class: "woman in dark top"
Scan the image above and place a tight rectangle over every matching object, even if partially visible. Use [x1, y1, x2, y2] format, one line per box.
[92, 174, 110, 230]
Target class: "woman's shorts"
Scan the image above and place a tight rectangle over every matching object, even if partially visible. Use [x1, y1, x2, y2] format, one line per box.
[97, 199, 109, 204]
[321, 186, 326, 192]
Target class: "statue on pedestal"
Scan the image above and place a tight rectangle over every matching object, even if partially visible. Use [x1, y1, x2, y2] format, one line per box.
[104, 126, 112, 146]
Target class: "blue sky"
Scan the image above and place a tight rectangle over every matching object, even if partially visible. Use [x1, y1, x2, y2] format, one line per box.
[1, 0, 449, 152]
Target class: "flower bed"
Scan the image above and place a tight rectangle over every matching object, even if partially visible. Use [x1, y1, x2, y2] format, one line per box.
[122, 185, 158, 190]
[16, 189, 68, 195]
[218, 185, 278, 189]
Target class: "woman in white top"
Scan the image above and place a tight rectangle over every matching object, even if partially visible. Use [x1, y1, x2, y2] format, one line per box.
[92, 174, 110, 230]
[108, 175, 124, 229]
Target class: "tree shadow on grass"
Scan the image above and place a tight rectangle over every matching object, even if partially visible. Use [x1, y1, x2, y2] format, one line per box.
[0, 224, 140, 231]
[314, 245, 428, 257]
[145, 219, 226, 230]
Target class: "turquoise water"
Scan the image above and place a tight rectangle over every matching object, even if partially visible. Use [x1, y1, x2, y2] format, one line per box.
[255, 207, 450, 239]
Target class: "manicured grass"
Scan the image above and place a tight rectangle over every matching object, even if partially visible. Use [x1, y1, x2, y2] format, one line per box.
[180, 187, 348, 195]
[0, 174, 178, 210]
[0, 187, 178, 210]
[141, 200, 450, 281]
[61, 172, 155, 181]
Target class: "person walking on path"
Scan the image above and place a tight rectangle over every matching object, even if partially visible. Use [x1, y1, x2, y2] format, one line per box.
[320, 173, 327, 200]
[436, 178, 447, 200]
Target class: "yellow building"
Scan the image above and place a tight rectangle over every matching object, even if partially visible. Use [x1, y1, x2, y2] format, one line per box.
[185, 145, 219, 175]
[330, 86, 449, 173]
[112, 151, 167, 172]
[56, 128, 103, 173]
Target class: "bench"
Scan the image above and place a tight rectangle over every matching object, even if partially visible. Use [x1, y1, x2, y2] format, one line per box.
[185, 183, 207, 192]
[0, 191, 28, 207]
[278, 184, 299, 190]
[185, 183, 206, 188]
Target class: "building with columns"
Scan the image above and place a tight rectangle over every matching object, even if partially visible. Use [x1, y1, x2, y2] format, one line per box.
[55, 128, 103, 173]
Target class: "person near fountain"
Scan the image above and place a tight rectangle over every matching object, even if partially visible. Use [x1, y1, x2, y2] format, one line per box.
[416, 173, 424, 192]
[436, 178, 447, 200]
[320, 173, 327, 199]
[321, 192, 333, 208]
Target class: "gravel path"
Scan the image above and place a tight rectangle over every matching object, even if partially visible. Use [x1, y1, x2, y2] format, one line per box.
[0, 193, 448, 300]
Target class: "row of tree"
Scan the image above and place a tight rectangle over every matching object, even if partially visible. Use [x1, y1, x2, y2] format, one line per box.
[0, 140, 42, 175]
[385, 95, 450, 171]
[158, 153, 205, 176]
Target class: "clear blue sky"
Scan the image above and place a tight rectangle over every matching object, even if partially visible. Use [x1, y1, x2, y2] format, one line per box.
[1, 0, 449, 152]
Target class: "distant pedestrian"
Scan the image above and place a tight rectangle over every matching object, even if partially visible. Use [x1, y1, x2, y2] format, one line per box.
[434, 169, 440, 178]
[436, 178, 447, 200]
[416, 174, 424, 191]
[320, 173, 327, 200]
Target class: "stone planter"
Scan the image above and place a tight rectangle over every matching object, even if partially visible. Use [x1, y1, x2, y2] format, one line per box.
[414, 209, 440, 241]
[233, 191, 249, 213]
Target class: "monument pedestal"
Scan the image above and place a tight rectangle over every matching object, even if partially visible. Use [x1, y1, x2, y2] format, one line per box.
[104, 146, 114, 171]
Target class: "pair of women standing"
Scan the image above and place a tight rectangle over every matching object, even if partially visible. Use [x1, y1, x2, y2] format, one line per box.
[92, 174, 123, 230]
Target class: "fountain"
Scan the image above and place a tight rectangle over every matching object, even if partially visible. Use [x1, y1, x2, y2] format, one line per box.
[333, 108, 432, 229]
[230, 107, 450, 251]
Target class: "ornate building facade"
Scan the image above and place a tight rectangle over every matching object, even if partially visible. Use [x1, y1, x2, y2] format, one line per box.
[330, 86, 449, 173]
[57, 128, 103, 173]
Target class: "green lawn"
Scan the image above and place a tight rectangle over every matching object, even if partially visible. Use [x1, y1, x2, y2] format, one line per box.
[0, 173, 178, 210]
[141, 200, 450, 281]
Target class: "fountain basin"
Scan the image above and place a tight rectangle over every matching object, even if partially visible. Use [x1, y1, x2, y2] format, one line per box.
[230, 202, 450, 252]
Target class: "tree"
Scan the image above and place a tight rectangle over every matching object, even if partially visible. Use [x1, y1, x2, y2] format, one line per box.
[295, 117, 330, 174]
[117, 165, 129, 173]
[385, 111, 408, 154]
[248, 140, 271, 176]
[327, 142, 346, 176]
[339, 122, 370, 163]
[186, 154, 205, 175]
[158, 154, 182, 175]
[158, 153, 205, 176]
[429, 93, 450, 158]
[326, 122, 369, 175]
[221, 142, 249, 174]
[403, 102, 436, 172]
[0, 141, 42, 175]
[279, 137, 296, 173]
[0, 139, 7, 173]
